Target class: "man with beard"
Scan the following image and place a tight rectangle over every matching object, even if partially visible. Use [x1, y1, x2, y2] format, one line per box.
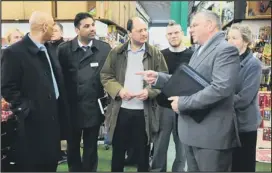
[1, 11, 70, 172]
[151, 20, 193, 172]
[57, 12, 111, 172]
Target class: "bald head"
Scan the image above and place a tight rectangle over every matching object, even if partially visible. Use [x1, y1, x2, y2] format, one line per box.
[28, 11, 55, 42]
[127, 17, 146, 32]
[127, 17, 148, 46]
[29, 11, 54, 32]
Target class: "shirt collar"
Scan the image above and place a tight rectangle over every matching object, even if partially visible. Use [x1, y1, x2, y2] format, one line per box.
[27, 33, 45, 50]
[169, 46, 186, 53]
[77, 39, 93, 48]
[127, 42, 145, 52]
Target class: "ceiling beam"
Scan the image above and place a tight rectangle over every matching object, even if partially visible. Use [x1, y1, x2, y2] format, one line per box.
[149, 22, 168, 27]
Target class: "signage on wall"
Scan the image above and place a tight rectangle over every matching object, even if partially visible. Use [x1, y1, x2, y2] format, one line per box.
[211, 1, 234, 27]
[246, 1, 271, 19]
[220, 1, 234, 27]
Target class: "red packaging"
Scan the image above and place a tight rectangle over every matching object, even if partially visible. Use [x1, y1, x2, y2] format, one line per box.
[267, 93, 271, 107]
[259, 94, 264, 107]
[260, 109, 264, 118]
[259, 120, 264, 128]
[263, 128, 271, 141]
[263, 94, 268, 108]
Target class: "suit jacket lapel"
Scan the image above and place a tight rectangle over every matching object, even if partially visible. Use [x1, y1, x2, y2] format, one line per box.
[80, 48, 94, 63]
[192, 45, 216, 69]
[45, 44, 62, 88]
[190, 32, 225, 69]
[189, 45, 202, 66]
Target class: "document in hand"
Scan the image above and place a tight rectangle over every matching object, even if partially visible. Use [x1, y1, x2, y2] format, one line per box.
[98, 96, 108, 115]
[156, 63, 211, 123]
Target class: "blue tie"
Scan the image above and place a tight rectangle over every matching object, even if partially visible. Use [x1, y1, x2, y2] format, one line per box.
[40, 46, 59, 99]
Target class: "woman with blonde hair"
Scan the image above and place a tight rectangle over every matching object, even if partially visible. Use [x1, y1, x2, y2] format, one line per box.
[228, 23, 262, 172]
[4, 28, 24, 46]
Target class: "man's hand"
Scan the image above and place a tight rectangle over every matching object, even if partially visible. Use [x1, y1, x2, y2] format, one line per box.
[168, 96, 179, 113]
[135, 70, 158, 85]
[118, 88, 135, 101]
[133, 89, 149, 101]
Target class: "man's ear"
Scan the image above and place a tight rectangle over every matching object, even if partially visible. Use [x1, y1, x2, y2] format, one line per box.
[128, 31, 132, 39]
[75, 27, 80, 35]
[42, 23, 48, 33]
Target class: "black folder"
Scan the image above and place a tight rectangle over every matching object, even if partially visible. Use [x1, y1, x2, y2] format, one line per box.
[156, 63, 211, 123]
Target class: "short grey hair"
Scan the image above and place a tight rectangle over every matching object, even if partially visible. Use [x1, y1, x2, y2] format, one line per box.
[197, 10, 222, 30]
[230, 23, 253, 46]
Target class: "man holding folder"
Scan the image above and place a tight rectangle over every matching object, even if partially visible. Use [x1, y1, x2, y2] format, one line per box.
[136, 11, 240, 171]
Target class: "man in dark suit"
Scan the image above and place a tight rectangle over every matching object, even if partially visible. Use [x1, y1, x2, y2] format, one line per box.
[57, 12, 111, 172]
[1, 11, 70, 172]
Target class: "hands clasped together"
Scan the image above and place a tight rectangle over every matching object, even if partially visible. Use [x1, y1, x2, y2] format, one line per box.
[119, 88, 149, 101]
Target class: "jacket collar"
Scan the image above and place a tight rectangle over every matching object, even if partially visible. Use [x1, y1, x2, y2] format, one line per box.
[117, 41, 152, 57]
[71, 36, 99, 52]
[21, 33, 42, 54]
[50, 37, 64, 47]
[240, 50, 254, 68]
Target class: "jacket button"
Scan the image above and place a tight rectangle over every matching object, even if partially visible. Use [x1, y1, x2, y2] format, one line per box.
[52, 116, 55, 120]
[44, 72, 48, 76]
[48, 94, 52, 99]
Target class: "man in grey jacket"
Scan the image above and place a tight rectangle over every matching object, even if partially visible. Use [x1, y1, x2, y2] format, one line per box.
[137, 11, 241, 171]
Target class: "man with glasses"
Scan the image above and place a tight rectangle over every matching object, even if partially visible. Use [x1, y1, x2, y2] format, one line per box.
[137, 11, 240, 172]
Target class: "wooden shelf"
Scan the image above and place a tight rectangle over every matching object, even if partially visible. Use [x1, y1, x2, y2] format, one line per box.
[96, 18, 127, 35]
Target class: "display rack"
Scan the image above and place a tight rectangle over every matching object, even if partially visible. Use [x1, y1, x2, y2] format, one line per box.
[253, 24, 271, 163]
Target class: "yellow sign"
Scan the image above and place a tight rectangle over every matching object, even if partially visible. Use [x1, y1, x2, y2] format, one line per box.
[263, 44, 271, 58]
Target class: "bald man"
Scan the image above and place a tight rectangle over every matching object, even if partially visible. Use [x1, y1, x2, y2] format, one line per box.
[100, 17, 168, 171]
[1, 11, 70, 172]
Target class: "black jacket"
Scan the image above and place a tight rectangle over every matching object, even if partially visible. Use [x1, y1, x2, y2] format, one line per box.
[58, 37, 111, 128]
[50, 37, 65, 53]
[1, 35, 70, 165]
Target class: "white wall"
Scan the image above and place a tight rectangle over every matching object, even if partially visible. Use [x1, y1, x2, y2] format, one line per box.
[149, 26, 192, 50]
[148, 27, 169, 50]
[240, 20, 271, 38]
[2, 22, 77, 38]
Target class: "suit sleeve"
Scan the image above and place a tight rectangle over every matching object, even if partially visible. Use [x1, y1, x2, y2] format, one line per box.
[234, 62, 262, 110]
[178, 45, 240, 112]
[146, 51, 169, 99]
[1, 48, 32, 119]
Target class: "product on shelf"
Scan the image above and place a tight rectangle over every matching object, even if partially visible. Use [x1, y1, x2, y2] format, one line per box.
[1, 98, 13, 122]
[263, 127, 271, 141]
